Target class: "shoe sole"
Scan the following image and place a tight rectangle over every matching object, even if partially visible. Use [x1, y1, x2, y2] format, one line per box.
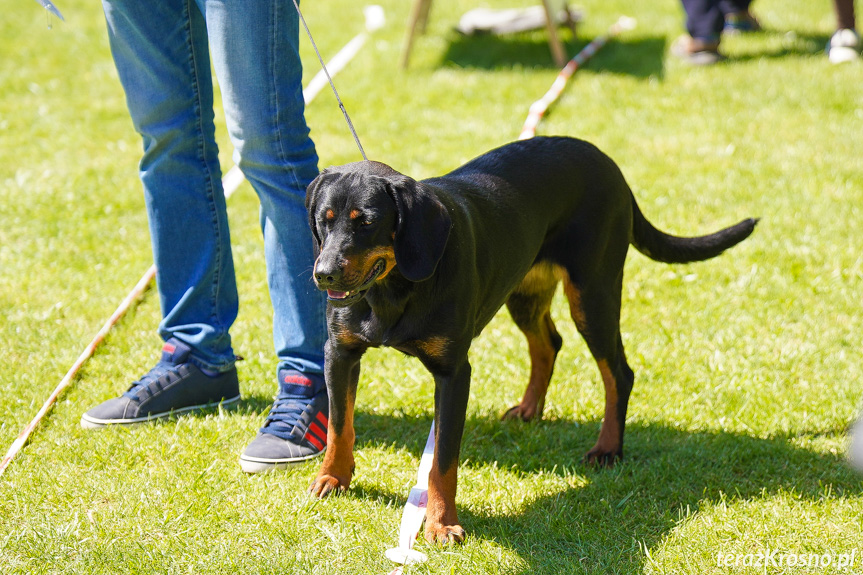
[80, 395, 241, 429]
[670, 37, 724, 66]
[679, 50, 724, 66]
[829, 46, 860, 64]
[239, 447, 326, 473]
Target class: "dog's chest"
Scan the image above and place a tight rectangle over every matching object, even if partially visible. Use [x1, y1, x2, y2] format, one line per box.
[336, 303, 408, 347]
[339, 303, 446, 360]
[370, 317, 423, 353]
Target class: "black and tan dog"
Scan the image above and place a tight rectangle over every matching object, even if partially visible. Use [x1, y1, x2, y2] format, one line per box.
[304, 136, 756, 543]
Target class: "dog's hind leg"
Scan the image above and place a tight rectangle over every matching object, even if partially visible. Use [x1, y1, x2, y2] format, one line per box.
[502, 263, 563, 422]
[561, 268, 635, 467]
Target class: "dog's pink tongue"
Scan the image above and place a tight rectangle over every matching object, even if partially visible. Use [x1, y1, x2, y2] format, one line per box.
[327, 289, 347, 299]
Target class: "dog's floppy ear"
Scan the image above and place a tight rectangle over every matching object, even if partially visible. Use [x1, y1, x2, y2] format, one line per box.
[385, 175, 452, 282]
[305, 169, 331, 251]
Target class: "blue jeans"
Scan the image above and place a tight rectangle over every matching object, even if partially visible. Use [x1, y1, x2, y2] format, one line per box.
[103, 0, 326, 377]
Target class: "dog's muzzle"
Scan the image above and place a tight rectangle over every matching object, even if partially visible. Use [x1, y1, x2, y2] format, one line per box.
[317, 259, 387, 307]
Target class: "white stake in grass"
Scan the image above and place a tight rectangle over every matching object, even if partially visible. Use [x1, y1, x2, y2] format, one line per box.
[385, 423, 436, 570]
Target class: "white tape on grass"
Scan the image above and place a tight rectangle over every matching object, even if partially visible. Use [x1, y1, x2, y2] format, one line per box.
[385, 422, 436, 568]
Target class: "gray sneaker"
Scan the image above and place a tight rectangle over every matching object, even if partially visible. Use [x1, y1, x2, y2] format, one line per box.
[239, 369, 329, 473]
[671, 34, 724, 66]
[81, 338, 240, 428]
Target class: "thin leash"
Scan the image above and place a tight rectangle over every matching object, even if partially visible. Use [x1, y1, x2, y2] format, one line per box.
[287, 4, 435, 570]
[292, 0, 368, 161]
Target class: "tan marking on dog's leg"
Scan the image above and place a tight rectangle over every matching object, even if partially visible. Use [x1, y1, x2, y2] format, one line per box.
[333, 324, 363, 347]
[504, 264, 562, 422]
[588, 359, 622, 463]
[416, 336, 451, 361]
[563, 277, 588, 331]
[503, 313, 559, 421]
[424, 463, 465, 544]
[562, 273, 629, 466]
[310, 395, 355, 497]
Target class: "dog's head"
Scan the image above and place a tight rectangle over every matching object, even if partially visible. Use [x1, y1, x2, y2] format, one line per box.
[305, 161, 452, 306]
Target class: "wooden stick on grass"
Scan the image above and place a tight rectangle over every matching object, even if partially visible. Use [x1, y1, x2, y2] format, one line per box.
[518, 15, 636, 140]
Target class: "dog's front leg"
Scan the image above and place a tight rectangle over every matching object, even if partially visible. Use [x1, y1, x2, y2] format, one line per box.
[309, 340, 364, 497]
[425, 358, 471, 544]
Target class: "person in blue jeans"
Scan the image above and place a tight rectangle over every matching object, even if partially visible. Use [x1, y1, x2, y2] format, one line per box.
[80, 0, 330, 473]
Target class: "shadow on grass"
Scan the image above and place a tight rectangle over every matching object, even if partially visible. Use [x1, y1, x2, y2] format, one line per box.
[725, 30, 831, 62]
[348, 411, 861, 574]
[439, 32, 666, 80]
[438, 27, 830, 77]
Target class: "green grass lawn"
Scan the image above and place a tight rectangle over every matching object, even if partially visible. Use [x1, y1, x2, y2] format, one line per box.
[2, 0, 862, 572]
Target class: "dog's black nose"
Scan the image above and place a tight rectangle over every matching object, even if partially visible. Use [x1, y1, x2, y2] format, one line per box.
[314, 260, 342, 287]
[315, 271, 336, 286]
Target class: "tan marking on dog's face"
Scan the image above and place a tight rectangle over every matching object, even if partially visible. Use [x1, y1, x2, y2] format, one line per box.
[323, 245, 396, 296]
[349, 209, 361, 220]
[325, 209, 336, 220]
[363, 246, 397, 279]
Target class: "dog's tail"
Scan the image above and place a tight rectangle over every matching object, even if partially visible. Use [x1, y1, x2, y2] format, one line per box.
[630, 195, 758, 264]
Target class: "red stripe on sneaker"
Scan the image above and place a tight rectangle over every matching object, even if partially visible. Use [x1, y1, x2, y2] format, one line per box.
[283, 374, 312, 386]
[306, 433, 324, 451]
[309, 422, 327, 445]
[316, 411, 328, 428]
[163, 343, 176, 354]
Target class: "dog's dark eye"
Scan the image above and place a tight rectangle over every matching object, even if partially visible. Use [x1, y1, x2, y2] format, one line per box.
[361, 220, 373, 226]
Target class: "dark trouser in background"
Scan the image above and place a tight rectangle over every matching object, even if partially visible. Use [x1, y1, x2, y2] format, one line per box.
[681, 0, 753, 39]
[834, 0, 856, 29]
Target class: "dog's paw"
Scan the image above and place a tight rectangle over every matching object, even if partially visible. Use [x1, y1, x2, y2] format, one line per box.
[424, 522, 466, 545]
[308, 474, 349, 498]
[501, 403, 541, 422]
[583, 446, 622, 468]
